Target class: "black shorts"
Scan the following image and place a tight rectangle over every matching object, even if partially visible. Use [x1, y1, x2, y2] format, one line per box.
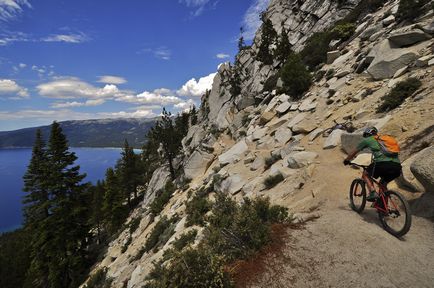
[367, 162, 402, 183]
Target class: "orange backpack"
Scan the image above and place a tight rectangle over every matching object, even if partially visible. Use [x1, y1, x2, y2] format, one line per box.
[375, 134, 400, 157]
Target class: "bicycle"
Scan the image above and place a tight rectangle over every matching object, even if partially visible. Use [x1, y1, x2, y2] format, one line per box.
[322, 119, 355, 137]
[348, 163, 412, 237]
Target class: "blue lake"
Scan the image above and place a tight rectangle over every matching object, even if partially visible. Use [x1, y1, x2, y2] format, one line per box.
[0, 147, 123, 233]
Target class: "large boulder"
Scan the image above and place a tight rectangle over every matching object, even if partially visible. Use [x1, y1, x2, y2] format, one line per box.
[397, 152, 425, 192]
[410, 146, 434, 193]
[341, 131, 364, 154]
[388, 27, 431, 47]
[367, 39, 420, 80]
[292, 117, 317, 134]
[143, 166, 171, 207]
[287, 151, 318, 169]
[323, 129, 344, 149]
[274, 126, 293, 145]
[206, 64, 231, 128]
[219, 174, 246, 195]
[287, 113, 306, 129]
[184, 149, 215, 179]
[218, 139, 249, 165]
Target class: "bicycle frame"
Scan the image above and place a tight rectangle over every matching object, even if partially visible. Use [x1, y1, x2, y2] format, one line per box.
[351, 163, 399, 214]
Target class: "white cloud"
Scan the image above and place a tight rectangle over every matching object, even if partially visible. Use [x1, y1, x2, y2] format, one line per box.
[97, 75, 127, 85]
[174, 99, 197, 112]
[18, 63, 26, 68]
[99, 109, 157, 119]
[0, 0, 31, 22]
[154, 47, 171, 60]
[0, 78, 29, 98]
[138, 46, 172, 60]
[242, 0, 271, 40]
[216, 53, 230, 59]
[0, 31, 29, 46]
[0, 108, 157, 123]
[179, 0, 218, 17]
[41, 32, 89, 43]
[37, 77, 130, 100]
[118, 89, 182, 105]
[50, 99, 106, 108]
[177, 72, 216, 97]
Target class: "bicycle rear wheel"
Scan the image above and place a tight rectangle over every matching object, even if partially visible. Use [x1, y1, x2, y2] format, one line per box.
[378, 190, 412, 237]
[349, 178, 366, 213]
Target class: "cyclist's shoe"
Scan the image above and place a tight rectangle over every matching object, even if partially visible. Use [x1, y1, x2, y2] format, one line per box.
[367, 191, 379, 202]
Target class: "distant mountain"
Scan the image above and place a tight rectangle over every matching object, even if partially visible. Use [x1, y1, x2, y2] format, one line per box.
[0, 118, 158, 149]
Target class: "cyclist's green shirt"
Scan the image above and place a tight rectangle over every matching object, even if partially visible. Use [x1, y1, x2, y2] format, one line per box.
[357, 136, 400, 164]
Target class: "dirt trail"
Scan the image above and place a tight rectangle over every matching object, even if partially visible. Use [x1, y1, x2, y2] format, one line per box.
[250, 142, 434, 288]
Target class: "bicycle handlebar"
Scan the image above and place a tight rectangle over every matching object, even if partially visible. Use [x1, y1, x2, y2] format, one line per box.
[349, 162, 369, 169]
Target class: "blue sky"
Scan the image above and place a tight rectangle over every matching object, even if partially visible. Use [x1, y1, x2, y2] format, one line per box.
[0, 0, 270, 131]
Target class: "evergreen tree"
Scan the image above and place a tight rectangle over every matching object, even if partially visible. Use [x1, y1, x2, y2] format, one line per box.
[89, 181, 105, 244]
[274, 24, 292, 66]
[256, 12, 277, 65]
[238, 27, 246, 51]
[102, 168, 127, 233]
[190, 105, 198, 126]
[43, 122, 89, 287]
[117, 139, 140, 207]
[22, 129, 52, 287]
[280, 53, 312, 100]
[148, 108, 179, 180]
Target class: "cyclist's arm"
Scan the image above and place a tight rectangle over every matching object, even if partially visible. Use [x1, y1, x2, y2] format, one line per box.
[344, 149, 360, 162]
[344, 139, 368, 162]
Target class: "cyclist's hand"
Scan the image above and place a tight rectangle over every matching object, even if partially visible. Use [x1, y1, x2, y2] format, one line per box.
[343, 159, 351, 166]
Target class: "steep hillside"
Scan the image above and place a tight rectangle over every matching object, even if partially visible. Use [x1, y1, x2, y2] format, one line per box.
[0, 118, 157, 148]
[81, 1, 434, 287]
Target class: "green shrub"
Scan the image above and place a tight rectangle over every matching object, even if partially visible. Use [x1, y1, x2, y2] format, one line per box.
[150, 181, 176, 215]
[377, 78, 422, 112]
[84, 268, 112, 288]
[172, 230, 198, 251]
[264, 153, 281, 170]
[144, 216, 178, 253]
[130, 246, 146, 263]
[121, 236, 132, 253]
[205, 194, 289, 261]
[185, 193, 211, 226]
[263, 73, 280, 92]
[397, 0, 429, 21]
[263, 173, 284, 189]
[145, 195, 289, 288]
[329, 23, 356, 41]
[280, 53, 312, 100]
[129, 217, 141, 235]
[325, 68, 335, 80]
[145, 247, 233, 288]
[300, 32, 332, 70]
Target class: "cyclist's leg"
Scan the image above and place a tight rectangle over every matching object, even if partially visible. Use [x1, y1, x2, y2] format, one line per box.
[362, 170, 375, 191]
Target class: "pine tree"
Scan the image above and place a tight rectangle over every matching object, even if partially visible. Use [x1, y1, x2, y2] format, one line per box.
[274, 24, 292, 67]
[148, 108, 179, 180]
[256, 12, 277, 65]
[102, 168, 127, 233]
[117, 139, 139, 207]
[238, 27, 246, 52]
[89, 181, 105, 244]
[22, 129, 51, 288]
[44, 122, 89, 287]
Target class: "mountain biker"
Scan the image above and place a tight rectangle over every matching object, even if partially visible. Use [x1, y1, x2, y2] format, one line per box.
[343, 127, 402, 201]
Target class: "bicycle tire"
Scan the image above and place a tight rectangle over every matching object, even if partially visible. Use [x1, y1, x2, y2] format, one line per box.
[378, 190, 412, 237]
[349, 178, 366, 213]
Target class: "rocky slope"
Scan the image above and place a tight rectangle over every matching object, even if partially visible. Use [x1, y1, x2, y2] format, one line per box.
[82, 1, 434, 287]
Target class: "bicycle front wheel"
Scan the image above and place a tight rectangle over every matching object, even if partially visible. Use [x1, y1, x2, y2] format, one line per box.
[378, 190, 412, 237]
[349, 178, 366, 213]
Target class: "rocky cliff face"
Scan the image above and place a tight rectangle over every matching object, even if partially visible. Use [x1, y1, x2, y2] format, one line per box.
[82, 1, 434, 287]
[202, 0, 363, 131]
